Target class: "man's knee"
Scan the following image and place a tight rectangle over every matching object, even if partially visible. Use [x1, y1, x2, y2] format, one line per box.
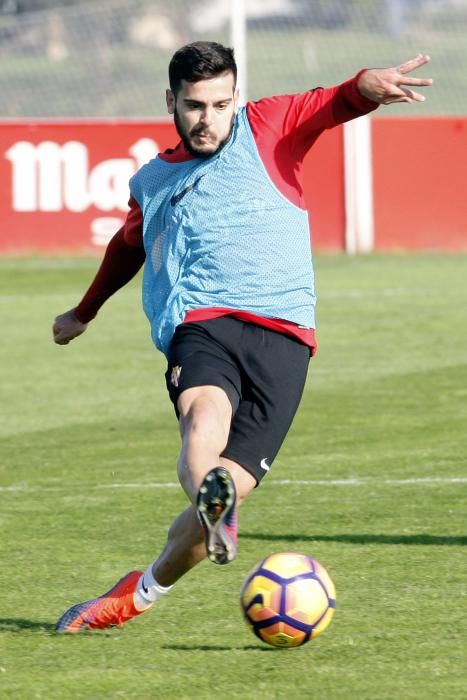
[178, 386, 232, 443]
[175, 386, 234, 499]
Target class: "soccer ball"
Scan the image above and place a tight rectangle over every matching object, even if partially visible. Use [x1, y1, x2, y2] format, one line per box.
[240, 552, 336, 648]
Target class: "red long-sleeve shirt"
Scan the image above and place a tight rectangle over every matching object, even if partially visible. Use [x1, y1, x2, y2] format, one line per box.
[75, 73, 377, 354]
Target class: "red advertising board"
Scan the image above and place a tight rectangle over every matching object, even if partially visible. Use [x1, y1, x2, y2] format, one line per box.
[0, 120, 176, 253]
[372, 117, 467, 250]
[0, 119, 345, 254]
[3, 117, 467, 254]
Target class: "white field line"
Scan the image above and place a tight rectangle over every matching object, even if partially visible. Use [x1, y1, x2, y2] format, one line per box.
[1, 476, 466, 493]
[274, 477, 467, 486]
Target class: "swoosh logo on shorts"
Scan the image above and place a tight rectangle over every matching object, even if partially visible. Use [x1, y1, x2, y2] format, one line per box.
[260, 458, 270, 472]
[141, 577, 149, 594]
[170, 175, 205, 206]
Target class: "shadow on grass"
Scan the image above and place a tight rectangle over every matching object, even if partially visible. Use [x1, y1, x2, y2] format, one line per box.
[241, 532, 467, 546]
[0, 622, 281, 650]
[162, 644, 277, 652]
[0, 618, 56, 633]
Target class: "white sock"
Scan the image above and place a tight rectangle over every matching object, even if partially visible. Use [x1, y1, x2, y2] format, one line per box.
[134, 563, 173, 611]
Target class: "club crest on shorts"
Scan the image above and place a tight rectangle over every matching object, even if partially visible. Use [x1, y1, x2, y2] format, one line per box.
[170, 365, 182, 387]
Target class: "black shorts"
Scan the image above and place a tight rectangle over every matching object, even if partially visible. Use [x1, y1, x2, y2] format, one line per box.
[165, 316, 310, 484]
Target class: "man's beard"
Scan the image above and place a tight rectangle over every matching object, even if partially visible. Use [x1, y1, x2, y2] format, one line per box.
[173, 108, 235, 159]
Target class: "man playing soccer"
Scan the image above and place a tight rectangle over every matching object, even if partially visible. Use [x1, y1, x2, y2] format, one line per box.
[53, 42, 432, 632]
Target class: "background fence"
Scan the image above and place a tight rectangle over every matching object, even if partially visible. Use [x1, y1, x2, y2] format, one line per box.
[2, 1, 467, 253]
[1, 0, 466, 118]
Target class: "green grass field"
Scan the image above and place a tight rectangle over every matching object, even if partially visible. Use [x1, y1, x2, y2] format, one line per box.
[0, 253, 466, 699]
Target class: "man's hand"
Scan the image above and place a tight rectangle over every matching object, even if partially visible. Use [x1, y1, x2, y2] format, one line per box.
[358, 54, 433, 105]
[53, 309, 88, 345]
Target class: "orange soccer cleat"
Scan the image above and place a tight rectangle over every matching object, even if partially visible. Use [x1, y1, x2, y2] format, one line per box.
[55, 570, 150, 633]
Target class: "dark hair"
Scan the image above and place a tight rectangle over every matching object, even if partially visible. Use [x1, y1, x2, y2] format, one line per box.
[169, 41, 237, 94]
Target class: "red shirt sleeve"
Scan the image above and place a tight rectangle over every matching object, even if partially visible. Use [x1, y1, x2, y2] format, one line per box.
[74, 197, 145, 323]
[246, 72, 378, 207]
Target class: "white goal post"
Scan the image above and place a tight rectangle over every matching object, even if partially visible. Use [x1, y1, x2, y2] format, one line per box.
[343, 116, 374, 254]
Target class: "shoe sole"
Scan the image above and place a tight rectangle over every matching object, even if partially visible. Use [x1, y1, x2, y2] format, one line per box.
[197, 467, 237, 565]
